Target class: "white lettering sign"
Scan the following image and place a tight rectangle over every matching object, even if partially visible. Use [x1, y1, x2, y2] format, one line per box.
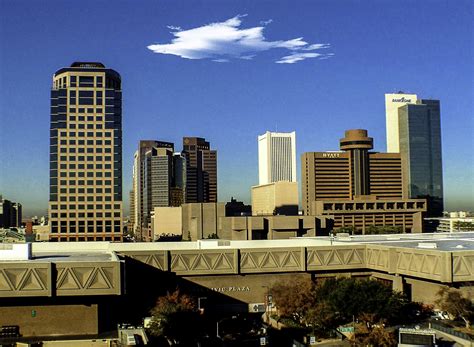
[210, 286, 250, 293]
[322, 153, 340, 158]
[392, 97, 412, 103]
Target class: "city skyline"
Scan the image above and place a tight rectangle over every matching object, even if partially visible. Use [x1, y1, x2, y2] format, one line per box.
[1, 0, 473, 216]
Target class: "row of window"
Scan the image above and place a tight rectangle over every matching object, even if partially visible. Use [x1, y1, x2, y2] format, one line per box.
[58, 179, 114, 185]
[58, 171, 112, 177]
[51, 211, 121, 218]
[69, 115, 103, 121]
[51, 204, 120, 211]
[54, 75, 121, 90]
[69, 107, 102, 114]
[59, 131, 112, 137]
[59, 147, 112, 153]
[58, 155, 114, 162]
[51, 226, 121, 234]
[54, 195, 115, 202]
[67, 123, 104, 130]
[51, 203, 121, 210]
[70, 75, 103, 88]
[56, 139, 112, 146]
[57, 163, 113, 170]
[53, 187, 114, 195]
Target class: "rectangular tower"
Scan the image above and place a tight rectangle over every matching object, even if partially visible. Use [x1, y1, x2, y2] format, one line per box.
[131, 140, 174, 240]
[398, 100, 444, 216]
[48, 62, 122, 241]
[258, 131, 296, 185]
[182, 137, 217, 203]
[385, 93, 417, 152]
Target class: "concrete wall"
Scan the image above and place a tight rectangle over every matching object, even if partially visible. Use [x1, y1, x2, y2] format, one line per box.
[405, 278, 446, 305]
[0, 304, 98, 337]
[182, 202, 226, 240]
[251, 182, 298, 216]
[153, 207, 182, 238]
[183, 272, 312, 305]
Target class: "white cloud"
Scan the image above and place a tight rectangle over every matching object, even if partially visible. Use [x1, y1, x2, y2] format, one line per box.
[260, 19, 273, 26]
[276, 52, 321, 64]
[147, 15, 333, 64]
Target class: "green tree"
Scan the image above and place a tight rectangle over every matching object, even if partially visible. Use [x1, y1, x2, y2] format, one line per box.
[148, 289, 202, 345]
[436, 287, 474, 329]
[271, 277, 409, 334]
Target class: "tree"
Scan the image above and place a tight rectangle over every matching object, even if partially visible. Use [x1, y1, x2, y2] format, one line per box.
[436, 287, 474, 329]
[353, 323, 397, 347]
[271, 277, 409, 335]
[148, 289, 202, 345]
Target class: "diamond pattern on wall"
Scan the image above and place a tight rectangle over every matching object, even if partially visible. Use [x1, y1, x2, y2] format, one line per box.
[240, 249, 303, 273]
[170, 251, 236, 274]
[307, 248, 365, 270]
[0, 268, 48, 292]
[56, 266, 113, 291]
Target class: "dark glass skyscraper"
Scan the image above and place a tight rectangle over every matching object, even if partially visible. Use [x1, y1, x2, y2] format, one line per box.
[49, 62, 123, 241]
[182, 137, 217, 203]
[398, 99, 443, 216]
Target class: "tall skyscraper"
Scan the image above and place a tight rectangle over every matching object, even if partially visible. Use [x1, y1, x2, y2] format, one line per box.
[385, 93, 418, 153]
[130, 140, 174, 240]
[48, 62, 123, 241]
[398, 100, 444, 216]
[385, 94, 444, 216]
[258, 131, 296, 185]
[182, 137, 217, 203]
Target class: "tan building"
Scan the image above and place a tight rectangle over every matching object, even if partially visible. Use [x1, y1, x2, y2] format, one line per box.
[152, 206, 182, 239]
[182, 202, 226, 240]
[171, 202, 331, 240]
[251, 181, 299, 216]
[312, 196, 426, 233]
[48, 62, 123, 241]
[302, 129, 406, 215]
[302, 129, 427, 232]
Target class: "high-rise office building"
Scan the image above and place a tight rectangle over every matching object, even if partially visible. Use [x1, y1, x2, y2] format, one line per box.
[48, 62, 123, 241]
[130, 140, 174, 240]
[385, 93, 418, 153]
[258, 131, 296, 185]
[301, 129, 405, 215]
[385, 94, 444, 216]
[182, 137, 217, 203]
[398, 100, 444, 216]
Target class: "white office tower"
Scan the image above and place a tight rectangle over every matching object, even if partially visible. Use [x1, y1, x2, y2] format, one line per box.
[258, 131, 297, 185]
[385, 93, 417, 152]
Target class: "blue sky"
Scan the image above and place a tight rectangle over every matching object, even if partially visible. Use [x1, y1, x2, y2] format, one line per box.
[0, 0, 473, 216]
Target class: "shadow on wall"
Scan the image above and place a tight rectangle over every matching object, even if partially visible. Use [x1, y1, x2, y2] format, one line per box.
[100, 256, 248, 328]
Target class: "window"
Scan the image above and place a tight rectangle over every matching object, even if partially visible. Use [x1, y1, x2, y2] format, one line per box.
[79, 76, 94, 87]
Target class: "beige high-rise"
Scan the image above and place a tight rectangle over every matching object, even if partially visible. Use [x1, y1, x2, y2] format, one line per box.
[48, 62, 123, 241]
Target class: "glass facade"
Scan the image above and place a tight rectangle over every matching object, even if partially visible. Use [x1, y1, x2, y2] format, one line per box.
[398, 100, 443, 216]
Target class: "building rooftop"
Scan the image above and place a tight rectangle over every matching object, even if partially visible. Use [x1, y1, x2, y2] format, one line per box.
[5, 232, 467, 258]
